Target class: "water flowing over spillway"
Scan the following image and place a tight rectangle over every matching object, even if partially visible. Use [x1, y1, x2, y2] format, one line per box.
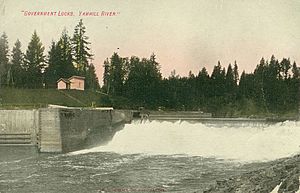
[72, 120, 300, 162]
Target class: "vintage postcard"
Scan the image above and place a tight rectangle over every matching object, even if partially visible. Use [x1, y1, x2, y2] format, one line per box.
[0, 0, 300, 193]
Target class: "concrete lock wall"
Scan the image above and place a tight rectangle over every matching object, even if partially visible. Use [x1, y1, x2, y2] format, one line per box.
[39, 108, 62, 152]
[59, 108, 112, 152]
[0, 110, 39, 133]
[0, 108, 132, 152]
[112, 109, 133, 124]
[0, 110, 39, 145]
[39, 108, 131, 153]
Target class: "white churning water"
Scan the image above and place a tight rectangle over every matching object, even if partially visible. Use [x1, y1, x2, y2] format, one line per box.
[71, 120, 300, 162]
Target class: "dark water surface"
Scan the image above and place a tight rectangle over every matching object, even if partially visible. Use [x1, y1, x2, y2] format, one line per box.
[0, 146, 266, 193]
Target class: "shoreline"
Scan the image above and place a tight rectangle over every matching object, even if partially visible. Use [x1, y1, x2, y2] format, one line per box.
[203, 154, 300, 193]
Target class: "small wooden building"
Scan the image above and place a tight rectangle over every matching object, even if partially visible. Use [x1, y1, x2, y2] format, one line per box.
[57, 78, 71, 90]
[57, 76, 85, 91]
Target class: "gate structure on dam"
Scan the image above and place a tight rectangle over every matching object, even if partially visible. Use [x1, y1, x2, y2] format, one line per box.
[0, 108, 132, 153]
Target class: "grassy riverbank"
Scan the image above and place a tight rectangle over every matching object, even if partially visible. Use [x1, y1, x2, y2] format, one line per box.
[0, 88, 111, 109]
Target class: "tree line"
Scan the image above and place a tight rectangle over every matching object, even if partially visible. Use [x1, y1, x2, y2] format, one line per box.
[0, 19, 99, 89]
[103, 53, 299, 116]
[1, 18, 299, 115]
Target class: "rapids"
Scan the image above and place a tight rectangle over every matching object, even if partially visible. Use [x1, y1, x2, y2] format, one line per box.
[72, 120, 300, 162]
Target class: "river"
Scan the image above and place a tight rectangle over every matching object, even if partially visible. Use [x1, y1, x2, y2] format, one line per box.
[1, 120, 300, 193]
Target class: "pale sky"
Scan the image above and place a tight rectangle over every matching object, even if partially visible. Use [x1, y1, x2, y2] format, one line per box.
[1, 0, 300, 84]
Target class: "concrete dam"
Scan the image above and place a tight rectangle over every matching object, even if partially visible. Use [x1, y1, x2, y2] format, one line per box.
[0, 108, 132, 153]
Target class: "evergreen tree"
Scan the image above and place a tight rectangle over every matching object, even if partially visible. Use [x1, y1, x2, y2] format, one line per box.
[72, 19, 92, 74]
[146, 53, 162, 105]
[292, 62, 299, 79]
[72, 20, 99, 89]
[211, 61, 225, 97]
[102, 58, 110, 93]
[45, 29, 76, 87]
[265, 55, 281, 111]
[253, 57, 267, 109]
[238, 71, 247, 98]
[290, 61, 299, 111]
[233, 61, 239, 84]
[238, 71, 255, 99]
[109, 52, 126, 96]
[58, 29, 75, 77]
[24, 31, 45, 88]
[225, 64, 234, 84]
[170, 69, 180, 79]
[10, 39, 24, 87]
[124, 54, 162, 108]
[196, 67, 210, 108]
[208, 61, 226, 115]
[85, 61, 100, 90]
[211, 61, 222, 80]
[225, 63, 236, 100]
[268, 55, 280, 80]
[44, 41, 60, 87]
[0, 32, 9, 88]
[188, 71, 195, 78]
[280, 58, 291, 80]
[164, 69, 181, 109]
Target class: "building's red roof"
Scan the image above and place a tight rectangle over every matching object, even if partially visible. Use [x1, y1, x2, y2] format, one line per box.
[57, 78, 71, 83]
[69, 76, 85, 80]
[57, 76, 85, 83]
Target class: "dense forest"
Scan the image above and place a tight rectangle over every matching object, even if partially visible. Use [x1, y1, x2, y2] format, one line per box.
[0, 19, 99, 90]
[0, 19, 299, 116]
[103, 53, 299, 116]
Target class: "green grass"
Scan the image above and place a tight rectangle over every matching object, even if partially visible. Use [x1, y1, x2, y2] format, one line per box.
[0, 88, 111, 109]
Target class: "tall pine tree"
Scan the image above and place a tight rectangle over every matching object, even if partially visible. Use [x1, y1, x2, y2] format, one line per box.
[233, 61, 239, 84]
[72, 19, 92, 74]
[58, 29, 75, 77]
[24, 31, 45, 88]
[44, 41, 60, 87]
[225, 63, 236, 101]
[45, 29, 75, 87]
[102, 58, 110, 93]
[292, 62, 299, 79]
[108, 52, 126, 95]
[0, 32, 9, 88]
[72, 20, 99, 89]
[85, 62, 100, 90]
[10, 39, 24, 87]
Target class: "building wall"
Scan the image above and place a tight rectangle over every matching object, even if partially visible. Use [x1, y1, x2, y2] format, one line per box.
[70, 78, 84, 90]
[57, 81, 67, 90]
